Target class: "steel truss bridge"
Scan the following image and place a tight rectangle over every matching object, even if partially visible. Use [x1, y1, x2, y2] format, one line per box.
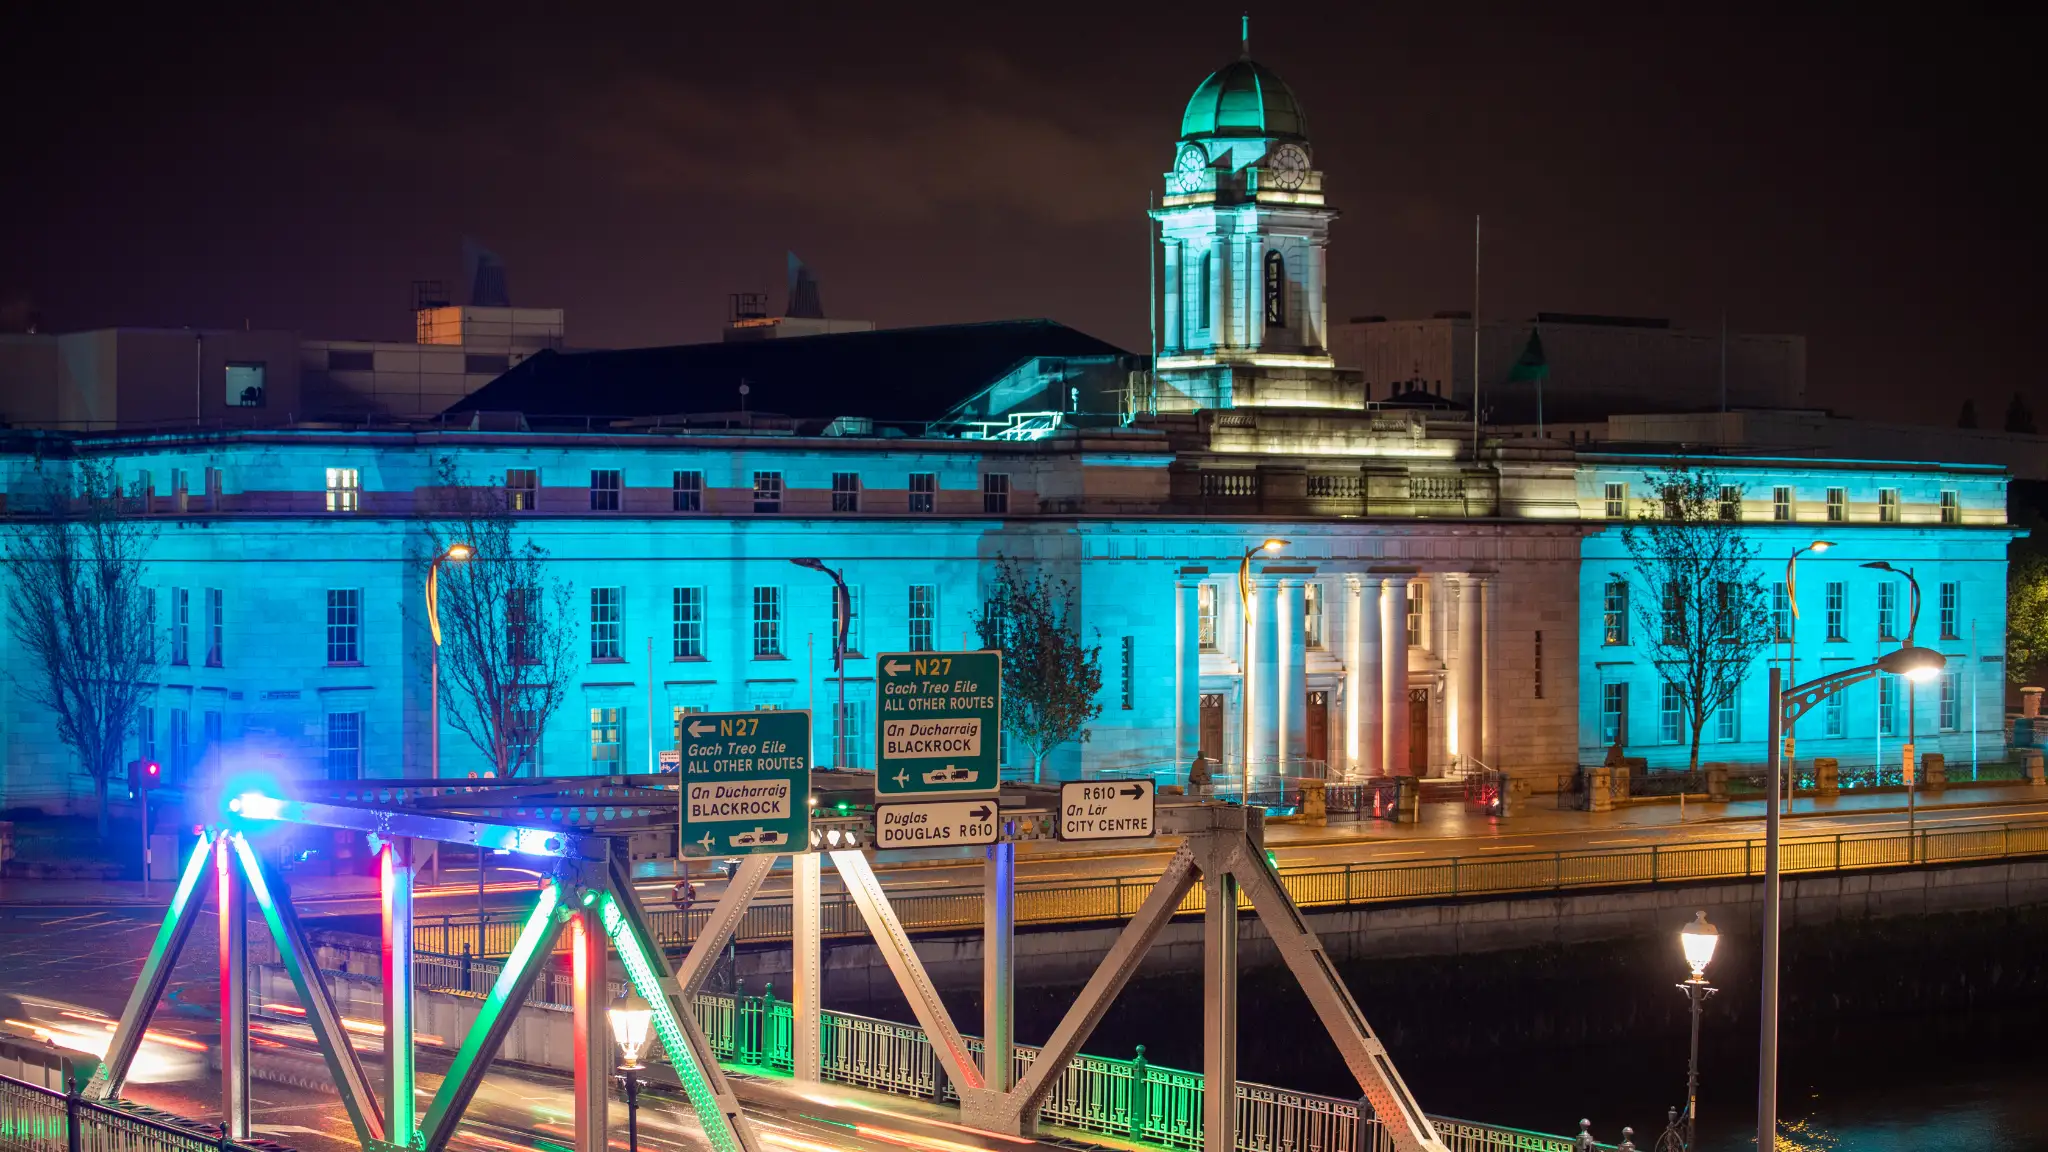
[67, 776, 1471, 1152]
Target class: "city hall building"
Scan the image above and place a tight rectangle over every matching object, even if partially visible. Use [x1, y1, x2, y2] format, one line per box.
[0, 42, 2018, 813]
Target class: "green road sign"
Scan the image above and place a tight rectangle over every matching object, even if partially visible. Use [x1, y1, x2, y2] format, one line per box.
[678, 709, 810, 857]
[875, 650, 1002, 797]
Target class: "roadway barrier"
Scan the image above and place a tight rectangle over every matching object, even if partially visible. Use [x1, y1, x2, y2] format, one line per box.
[0, 1073, 290, 1152]
[416, 817, 2048, 957]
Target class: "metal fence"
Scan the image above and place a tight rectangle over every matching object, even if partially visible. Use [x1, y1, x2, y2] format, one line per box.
[0, 1073, 287, 1152]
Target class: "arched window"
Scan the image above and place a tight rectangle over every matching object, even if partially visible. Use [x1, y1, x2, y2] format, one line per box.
[1264, 249, 1287, 327]
[1198, 249, 1213, 330]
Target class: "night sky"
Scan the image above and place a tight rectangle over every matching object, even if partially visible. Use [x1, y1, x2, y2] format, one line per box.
[3, 3, 2037, 426]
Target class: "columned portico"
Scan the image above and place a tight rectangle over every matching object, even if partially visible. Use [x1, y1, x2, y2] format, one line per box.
[1381, 576, 1410, 776]
[1456, 574, 1486, 770]
[1175, 574, 1203, 771]
[1277, 576, 1308, 769]
[1345, 575, 1383, 777]
[1248, 575, 1281, 776]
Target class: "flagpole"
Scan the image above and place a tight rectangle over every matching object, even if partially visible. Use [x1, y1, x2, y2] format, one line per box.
[1472, 214, 1481, 462]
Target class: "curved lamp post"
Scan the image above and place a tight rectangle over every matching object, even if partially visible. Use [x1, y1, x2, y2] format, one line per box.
[607, 990, 654, 1152]
[1780, 540, 1833, 803]
[1661, 911, 1720, 1151]
[1860, 561, 1927, 834]
[1237, 539, 1288, 804]
[1758, 643, 1944, 1151]
[425, 542, 475, 779]
[791, 559, 852, 767]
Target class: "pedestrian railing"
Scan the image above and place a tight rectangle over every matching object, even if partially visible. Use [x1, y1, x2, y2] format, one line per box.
[0, 1073, 288, 1152]
[415, 818, 2048, 958]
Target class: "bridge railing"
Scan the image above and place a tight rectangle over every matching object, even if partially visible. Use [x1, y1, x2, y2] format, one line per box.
[0, 1073, 286, 1152]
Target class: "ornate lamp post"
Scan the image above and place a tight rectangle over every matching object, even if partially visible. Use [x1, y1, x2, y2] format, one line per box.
[607, 990, 654, 1152]
[1780, 540, 1833, 803]
[1758, 643, 1944, 1150]
[1860, 561, 1926, 845]
[425, 541, 475, 779]
[1659, 911, 1719, 1151]
[1237, 539, 1288, 804]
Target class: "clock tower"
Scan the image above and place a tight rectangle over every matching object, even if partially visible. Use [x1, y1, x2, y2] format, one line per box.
[1152, 28, 1361, 411]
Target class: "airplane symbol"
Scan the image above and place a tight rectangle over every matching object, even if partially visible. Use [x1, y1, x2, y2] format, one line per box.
[697, 832, 716, 852]
[687, 720, 715, 738]
[883, 659, 911, 676]
[893, 767, 910, 788]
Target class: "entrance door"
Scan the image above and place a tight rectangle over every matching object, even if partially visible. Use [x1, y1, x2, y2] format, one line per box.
[1408, 687, 1430, 776]
[1304, 691, 1329, 766]
[1199, 693, 1225, 763]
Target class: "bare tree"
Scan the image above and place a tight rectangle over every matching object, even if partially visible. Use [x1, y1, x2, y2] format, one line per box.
[972, 557, 1103, 783]
[5, 459, 159, 835]
[417, 459, 578, 777]
[1618, 468, 1776, 771]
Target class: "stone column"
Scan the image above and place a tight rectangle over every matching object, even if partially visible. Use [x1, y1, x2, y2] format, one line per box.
[1481, 574, 1499, 771]
[1349, 576, 1383, 777]
[1382, 578, 1410, 777]
[1457, 575, 1483, 770]
[1175, 576, 1202, 772]
[1278, 579, 1307, 771]
[1250, 576, 1281, 781]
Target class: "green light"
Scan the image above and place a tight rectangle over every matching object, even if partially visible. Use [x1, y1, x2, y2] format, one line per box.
[1266, 850, 1279, 870]
[836, 801, 850, 814]
[580, 889, 597, 907]
[600, 893, 743, 1152]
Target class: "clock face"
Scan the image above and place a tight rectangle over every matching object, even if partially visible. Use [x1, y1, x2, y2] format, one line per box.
[1269, 144, 1309, 189]
[1174, 144, 1210, 192]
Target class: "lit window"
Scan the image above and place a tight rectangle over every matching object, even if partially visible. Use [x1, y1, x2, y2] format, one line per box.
[1303, 583, 1324, 649]
[1601, 683, 1628, 745]
[1716, 688, 1738, 741]
[171, 588, 190, 666]
[908, 585, 937, 651]
[1197, 585, 1220, 652]
[983, 473, 1010, 515]
[590, 707, 623, 770]
[1405, 582, 1424, 648]
[1940, 582, 1959, 639]
[590, 587, 622, 660]
[1661, 582, 1682, 645]
[507, 469, 538, 512]
[671, 705, 702, 748]
[909, 472, 936, 513]
[326, 712, 364, 780]
[1773, 486, 1793, 522]
[170, 469, 188, 513]
[752, 586, 782, 657]
[507, 586, 538, 665]
[1879, 675, 1898, 737]
[754, 471, 783, 513]
[1603, 580, 1629, 646]
[1826, 488, 1846, 522]
[832, 472, 860, 513]
[1825, 581, 1845, 640]
[1772, 582, 1791, 641]
[325, 589, 361, 665]
[1660, 683, 1683, 744]
[1719, 485, 1741, 521]
[673, 470, 703, 512]
[325, 468, 360, 512]
[1940, 489, 1960, 525]
[1603, 482, 1627, 519]
[672, 587, 704, 658]
[590, 470, 621, 512]
[1939, 670, 1960, 731]
[1879, 488, 1900, 523]
[225, 362, 266, 408]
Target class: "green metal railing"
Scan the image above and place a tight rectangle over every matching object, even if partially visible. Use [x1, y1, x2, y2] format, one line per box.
[0, 1073, 286, 1152]
[419, 817, 2048, 958]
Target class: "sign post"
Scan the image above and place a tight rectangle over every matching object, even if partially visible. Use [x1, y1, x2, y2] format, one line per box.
[678, 710, 811, 857]
[1058, 780, 1156, 841]
[876, 651, 1002, 798]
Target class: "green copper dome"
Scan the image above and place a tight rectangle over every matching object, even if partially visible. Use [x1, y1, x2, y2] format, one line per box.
[1179, 58, 1309, 142]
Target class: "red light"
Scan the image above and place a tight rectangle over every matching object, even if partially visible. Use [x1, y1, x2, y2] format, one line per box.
[145, 762, 160, 777]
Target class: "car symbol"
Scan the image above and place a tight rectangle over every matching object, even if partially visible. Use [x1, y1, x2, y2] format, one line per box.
[730, 827, 789, 848]
[923, 765, 974, 785]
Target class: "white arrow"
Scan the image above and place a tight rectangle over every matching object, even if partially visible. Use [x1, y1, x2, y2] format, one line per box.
[687, 720, 715, 738]
[883, 659, 911, 676]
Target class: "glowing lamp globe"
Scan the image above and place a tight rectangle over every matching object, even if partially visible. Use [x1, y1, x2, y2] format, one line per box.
[1680, 910, 1719, 979]
[1878, 645, 1946, 683]
[607, 991, 654, 1069]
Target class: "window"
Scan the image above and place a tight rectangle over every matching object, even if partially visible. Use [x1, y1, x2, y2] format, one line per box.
[1940, 582, 1959, 639]
[1533, 631, 1544, 698]
[326, 589, 361, 664]
[1824, 688, 1845, 737]
[590, 587, 623, 660]
[1405, 582, 1424, 647]
[833, 700, 866, 769]
[1198, 585, 1220, 652]
[1939, 669, 1960, 731]
[204, 588, 223, 667]
[1878, 584, 1898, 641]
[507, 469, 537, 511]
[590, 469, 621, 512]
[753, 471, 783, 513]
[1603, 580, 1629, 645]
[1772, 582, 1791, 641]
[908, 472, 936, 513]
[136, 704, 157, 763]
[1661, 582, 1682, 645]
[1120, 636, 1135, 710]
[325, 468, 360, 512]
[171, 589, 190, 666]
[205, 467, 222, 502]
[835, 585, 862, 655]
[590, 707, 623, 770]
[1198, 249, 1213, 327]
[832, 472, 860, 512]
[1660, 683, 1683, 744]
[1879, 488, 1901, 523]
[1715, 582, 1738, 640]
[671, 705, 702, 749]
[1716, 689, 1738, 741]
[135, 470, 153, 512]
[1263, 249, 1287, 327]
[1773, 486, 1793, 522]
[327, 349, 374, 372]
[169, 709, 189, 784]
[326, 713, 364, 780]
[672, 470, 703, 512]
[1879, 675, 1899, 737]
[1303, 583, 1324, 649]
[1826, 488, 1846, 522]
[225, 362, 266, 407]
[1825, 581, 1845, 640]
[170, 469, 188, 513]
[1718, 485, 1741, 521]
[1603, 482, 1627, 519]
[1940, 489, 1960, 525]
[983, 473, 1010, 514]
[672, 587, 704, 658]
[507, 587, 541, 664]
[908, 584, 937, 651]
[752, 586, 782, 657]
[1600, 683, 1628, 745]
[510, 709, 540, 771]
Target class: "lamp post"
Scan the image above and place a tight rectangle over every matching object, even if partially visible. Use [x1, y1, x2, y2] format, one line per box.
[425, 541, 475, 779]
[1780, 540, 1833, 805]
[791, 559, 851, 768]
[1860, 561, 1925, 848]
[1758, 643, 1944, 1151]
[607, 990, 654, 1152]
[1661, 911, 1719, 1152]
[1237, 538, 1288, 805]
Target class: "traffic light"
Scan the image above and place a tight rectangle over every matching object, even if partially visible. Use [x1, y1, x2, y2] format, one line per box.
[127, 759, 161, 798]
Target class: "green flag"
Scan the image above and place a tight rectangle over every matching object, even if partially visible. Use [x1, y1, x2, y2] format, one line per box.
[1506, 328, 1549, 383]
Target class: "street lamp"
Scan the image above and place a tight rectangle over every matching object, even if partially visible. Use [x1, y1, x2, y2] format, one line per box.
[1861, 561, 1928, 838]
[607, 990, 654, 1152]
[790, 559, 852, 769]
[1238, 538, 1289, 805]
[1663, 911, 1719, 1152]
[425, 541, 475, 780]
[1781, 540, 1834, 805]
[1757, 641, 1944, 1151]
